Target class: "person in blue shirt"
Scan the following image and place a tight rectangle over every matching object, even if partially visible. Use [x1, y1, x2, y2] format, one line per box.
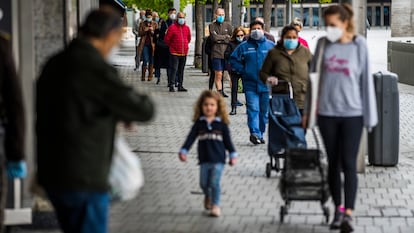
[230, 20, 275, 145]
[179, 90, 237, 217]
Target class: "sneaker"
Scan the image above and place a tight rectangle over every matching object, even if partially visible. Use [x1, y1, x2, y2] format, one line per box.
[178, 87, 188, 92]
[260, 138, 265, 144]
[330, 209, 344, 230]
[204, 197, 211, 210]
[169, 87, 175, 92]
[249, 135, 261, 145]
[210, 205, 221, 217]
[340, 214, 354, 232]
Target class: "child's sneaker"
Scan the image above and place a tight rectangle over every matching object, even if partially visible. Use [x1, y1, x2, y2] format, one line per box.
[204, 197, 211, 210]
[210, 205, 221, 217]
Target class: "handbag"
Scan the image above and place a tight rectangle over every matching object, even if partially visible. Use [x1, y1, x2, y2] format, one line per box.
[109, 134, 144, 201]
[306, 39, 326, 129]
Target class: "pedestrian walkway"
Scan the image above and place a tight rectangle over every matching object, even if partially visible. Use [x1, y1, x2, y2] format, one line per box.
[11, 29, 414, 233]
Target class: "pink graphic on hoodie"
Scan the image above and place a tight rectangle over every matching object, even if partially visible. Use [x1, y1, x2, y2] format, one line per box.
[325, 55, 350, 77]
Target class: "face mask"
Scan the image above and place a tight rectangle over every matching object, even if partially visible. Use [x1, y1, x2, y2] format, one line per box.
[155, 17, 159, 23]
[178, 18, 185, 25]
[250, 29, 264, 40]
[326, 26, 343, 42]
[283, 39, 299, 50]
[169, 13, 176, 20]
[236, 37, 243, 43]
[146, 17, 152, 22]
[141, 15, 145, 20]
[216, 16, 225, 23]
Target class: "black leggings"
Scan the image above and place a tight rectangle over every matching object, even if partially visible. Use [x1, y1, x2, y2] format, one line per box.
[318, 115, 363, 210]
[230, 73, 242, 107]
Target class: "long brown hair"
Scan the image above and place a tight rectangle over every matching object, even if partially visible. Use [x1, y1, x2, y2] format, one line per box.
[231, 26, 246, 41]
[193, 90, 229, 124]
[323, 3, 355, 34]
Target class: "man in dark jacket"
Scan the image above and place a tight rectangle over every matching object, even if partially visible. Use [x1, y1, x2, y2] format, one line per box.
[36, 9, 154, 233]
[0, 32, 27, 232]
[209, 8, 233, 97]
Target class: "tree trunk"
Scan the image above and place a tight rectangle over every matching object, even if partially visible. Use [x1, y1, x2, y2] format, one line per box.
[213, 0, 219, 12]
[263, 0, 272, 32]
[223, 0, 231, 23]
[194, 0, 203, 68]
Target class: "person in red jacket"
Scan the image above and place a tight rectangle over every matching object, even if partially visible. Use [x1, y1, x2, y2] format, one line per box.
[164, 12, 191, 92]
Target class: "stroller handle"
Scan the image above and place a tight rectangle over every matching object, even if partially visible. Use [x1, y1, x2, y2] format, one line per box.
[267, 79, 293, 99]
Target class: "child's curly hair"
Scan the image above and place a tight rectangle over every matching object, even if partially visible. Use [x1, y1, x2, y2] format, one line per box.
[193, 90, 229, 124]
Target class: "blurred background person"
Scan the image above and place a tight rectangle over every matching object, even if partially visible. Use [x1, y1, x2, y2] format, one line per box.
[224, 27, 246, 115]
[165, 12, 191, 92]
[137, 9, 158, 81]
[291, 18, 309, 48]
[230, 20, 275, 145]
[36, 9, 154, 233]
[209, 8, 233, 97]
[154, 9, 172, 85]
[260, 25, 312, 114]
[133, 9, 147, 71]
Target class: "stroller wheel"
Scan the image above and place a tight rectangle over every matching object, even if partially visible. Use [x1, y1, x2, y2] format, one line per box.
[280, 206, 287, 223]
[274, 158, 280, 172]
[322, 206, 330, 224]
[265, 163, 271, 178]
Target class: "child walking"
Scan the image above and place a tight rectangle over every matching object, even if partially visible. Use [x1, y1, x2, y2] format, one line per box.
[179, 90, 237, 217]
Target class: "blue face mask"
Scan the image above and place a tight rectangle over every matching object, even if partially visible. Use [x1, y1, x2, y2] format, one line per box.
[283, 39, 299, 50]
[178, 18, 185, 25]
[146, 17, 152, 22]
[155, 17, 160, 23]
[216, 16, 225, 23]
[236, 37, 243, 43]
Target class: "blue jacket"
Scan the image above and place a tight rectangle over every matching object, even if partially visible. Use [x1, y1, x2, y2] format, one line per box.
[230, 37, 275, 93]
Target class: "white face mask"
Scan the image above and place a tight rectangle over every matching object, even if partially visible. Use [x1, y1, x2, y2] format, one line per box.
[326, 26, 344, 42]
[250, 29, 264, 40]
[169, 13, 176, 20]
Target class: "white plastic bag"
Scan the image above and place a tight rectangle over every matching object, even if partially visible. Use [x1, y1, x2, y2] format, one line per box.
[109, 134, 144, 201]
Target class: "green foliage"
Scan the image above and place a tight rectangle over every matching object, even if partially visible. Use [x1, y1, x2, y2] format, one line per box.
[123, 0, 188, 19]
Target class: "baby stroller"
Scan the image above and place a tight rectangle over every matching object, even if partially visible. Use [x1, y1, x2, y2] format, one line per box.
[278, 129, 330, 223]
[265, 81, 306, 178]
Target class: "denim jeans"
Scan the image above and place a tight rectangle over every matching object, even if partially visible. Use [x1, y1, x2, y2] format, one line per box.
[245, 91, 269, 139]
[200, 163, 224, 206]
[168, 55, 186, 88]
[46, 190, 109, 233]
[142, 44, 153, 67]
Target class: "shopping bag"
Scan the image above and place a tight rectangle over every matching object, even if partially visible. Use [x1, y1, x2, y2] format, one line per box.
[109, 134, 144, 201]
[306, 72, 320, 129]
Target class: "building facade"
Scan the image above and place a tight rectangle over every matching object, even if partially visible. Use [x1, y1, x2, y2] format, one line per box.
[391, 0, 414, 36]
[204, 0, 391, 29]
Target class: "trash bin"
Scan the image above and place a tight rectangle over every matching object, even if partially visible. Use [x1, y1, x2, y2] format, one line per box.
[368, 71, 399, 166]
[202, 36, 210, 73]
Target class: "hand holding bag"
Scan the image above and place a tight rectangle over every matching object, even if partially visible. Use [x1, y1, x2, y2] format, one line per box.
[109, 134, 144, 201]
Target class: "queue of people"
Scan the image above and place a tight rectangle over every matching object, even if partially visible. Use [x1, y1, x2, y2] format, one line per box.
[133, 8, 191, 91]
[0, 3, 376, 233]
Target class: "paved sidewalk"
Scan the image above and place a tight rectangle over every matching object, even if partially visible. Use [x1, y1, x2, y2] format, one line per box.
[11, 29, 414, 233]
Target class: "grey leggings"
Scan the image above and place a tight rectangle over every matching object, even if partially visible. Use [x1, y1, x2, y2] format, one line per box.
[318, 115, 363, 210]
